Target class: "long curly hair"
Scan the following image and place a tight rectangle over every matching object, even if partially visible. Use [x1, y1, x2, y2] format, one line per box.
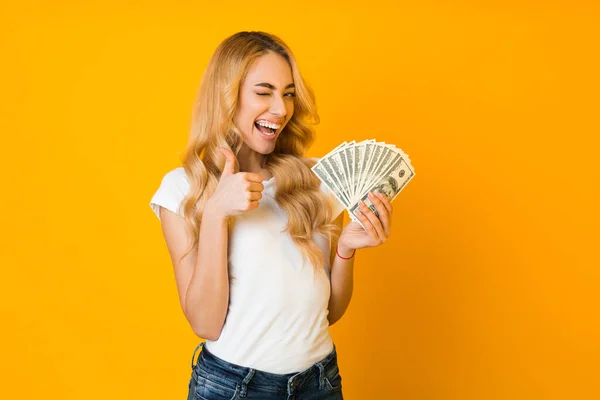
[176, 31, 340, 276]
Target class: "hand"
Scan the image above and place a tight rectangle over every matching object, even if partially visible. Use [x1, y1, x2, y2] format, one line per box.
[205, 147, 265, 219]
[338, 191, 393, 253]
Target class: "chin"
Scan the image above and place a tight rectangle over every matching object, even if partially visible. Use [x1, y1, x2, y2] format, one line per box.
[258, 145, 276, 155]
[249, 140, 277, 155]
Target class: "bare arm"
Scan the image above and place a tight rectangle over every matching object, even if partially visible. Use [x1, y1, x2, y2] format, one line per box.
[327, 212, 356, 325]
[185, 202, 231, 340]
[159, 204, 230, 340]
[158, 148, 263, 340]
[327, 191, 394, 325]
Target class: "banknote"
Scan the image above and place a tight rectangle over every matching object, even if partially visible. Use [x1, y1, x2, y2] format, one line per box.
[311, 140, 415, 228]
[348, 156, 415, 223]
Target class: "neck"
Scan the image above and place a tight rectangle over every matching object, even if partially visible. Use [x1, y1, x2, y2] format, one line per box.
[237, 143, 272, 180]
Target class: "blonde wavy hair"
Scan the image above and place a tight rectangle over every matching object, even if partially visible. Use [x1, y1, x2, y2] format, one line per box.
[176, 31, 340, 277]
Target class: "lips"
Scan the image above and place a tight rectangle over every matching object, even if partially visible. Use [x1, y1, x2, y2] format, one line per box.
[256, 118, 284, 126]
[254, 121, 277, 135]
[254, 123, 278, 141]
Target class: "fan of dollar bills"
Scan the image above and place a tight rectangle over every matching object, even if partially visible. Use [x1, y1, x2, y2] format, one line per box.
[311, 140, 415, 226]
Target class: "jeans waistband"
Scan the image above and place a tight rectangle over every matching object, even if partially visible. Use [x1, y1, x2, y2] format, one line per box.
[190, 341, 338, 393]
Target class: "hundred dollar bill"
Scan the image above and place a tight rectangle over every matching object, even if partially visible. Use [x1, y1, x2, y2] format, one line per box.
[348, 156, 415, 224]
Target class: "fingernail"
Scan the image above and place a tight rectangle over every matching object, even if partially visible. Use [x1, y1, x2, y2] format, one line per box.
[368, 192, 374, 199]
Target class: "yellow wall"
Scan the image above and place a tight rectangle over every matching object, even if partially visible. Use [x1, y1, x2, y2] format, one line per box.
[2, 1, 598, 399]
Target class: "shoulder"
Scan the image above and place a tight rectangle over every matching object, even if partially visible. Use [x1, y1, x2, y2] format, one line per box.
[149, 167, 191, 220]
[159, 167, 190, 195]
[165, 166, 190, 187]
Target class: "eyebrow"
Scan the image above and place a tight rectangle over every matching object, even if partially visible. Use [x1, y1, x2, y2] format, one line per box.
[254, 82, 295, 90]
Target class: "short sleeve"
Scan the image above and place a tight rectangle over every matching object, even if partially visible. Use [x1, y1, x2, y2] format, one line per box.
[149, 167, 190, 221]
[308, 157, 345, 222]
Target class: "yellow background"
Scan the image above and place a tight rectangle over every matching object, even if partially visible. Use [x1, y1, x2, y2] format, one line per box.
[2, 1, 598, 399]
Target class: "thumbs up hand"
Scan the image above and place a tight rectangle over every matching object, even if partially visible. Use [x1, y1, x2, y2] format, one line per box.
[205, 147, 266, 219]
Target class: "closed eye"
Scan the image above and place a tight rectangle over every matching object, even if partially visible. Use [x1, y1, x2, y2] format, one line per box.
[256, 92, 296, 97]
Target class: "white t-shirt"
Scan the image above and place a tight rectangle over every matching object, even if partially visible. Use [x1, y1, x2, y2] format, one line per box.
[149, 159, 345, 374]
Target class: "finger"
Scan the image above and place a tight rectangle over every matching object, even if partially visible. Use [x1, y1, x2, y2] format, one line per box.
[369, 192, 391, 237]
[218, 147, 238, 176]
[240, 172, 267, 183]
[359, 200, 386, 243]
[374, 190, 393, 215]
[247, 182, 265, 192]
[355, 207, 378, 244]
[247, 191, 263, 201]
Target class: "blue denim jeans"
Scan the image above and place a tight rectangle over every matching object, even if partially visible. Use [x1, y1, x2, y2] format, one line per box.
[187, 341, 344, 400]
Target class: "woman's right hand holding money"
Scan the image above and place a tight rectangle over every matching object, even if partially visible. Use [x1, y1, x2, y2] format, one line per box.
[205, 147, 265, 219]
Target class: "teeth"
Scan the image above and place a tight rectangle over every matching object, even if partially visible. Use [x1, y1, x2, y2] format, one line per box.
[256, 120, 281, 130]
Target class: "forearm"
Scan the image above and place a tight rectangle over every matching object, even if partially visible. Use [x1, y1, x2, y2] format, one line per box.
[185, 204, 230, 340]
[327, 245, 355, 325]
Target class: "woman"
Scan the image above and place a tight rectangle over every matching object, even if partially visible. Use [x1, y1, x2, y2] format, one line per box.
[149, 31, 393, 400]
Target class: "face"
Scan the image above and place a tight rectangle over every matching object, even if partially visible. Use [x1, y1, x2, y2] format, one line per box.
[235, 52, 295, 155]
[379, 182, 395, 199]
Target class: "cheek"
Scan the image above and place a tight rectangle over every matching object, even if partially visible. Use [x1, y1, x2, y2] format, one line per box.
[237, 95, 261, 122]
[236, 107, 258, 133]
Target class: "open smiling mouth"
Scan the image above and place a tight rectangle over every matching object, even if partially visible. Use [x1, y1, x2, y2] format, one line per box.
[254, 120, 279, 136]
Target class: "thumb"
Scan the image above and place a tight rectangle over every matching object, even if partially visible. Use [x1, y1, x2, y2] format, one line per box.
[218, 147, 238, 177]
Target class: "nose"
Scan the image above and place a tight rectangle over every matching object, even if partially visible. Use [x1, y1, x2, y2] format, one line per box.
[269, 94, 287, 119]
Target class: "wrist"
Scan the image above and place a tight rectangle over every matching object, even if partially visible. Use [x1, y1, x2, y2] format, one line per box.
[336, 244, 356, 260]
[203, 199, 229, 222]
